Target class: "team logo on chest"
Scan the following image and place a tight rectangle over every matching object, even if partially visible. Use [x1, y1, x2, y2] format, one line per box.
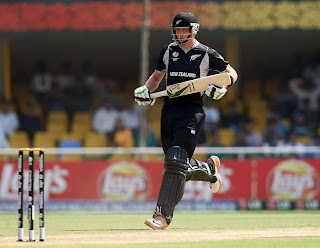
[171, 52, 180, 61]
[190, 54, 202, 61]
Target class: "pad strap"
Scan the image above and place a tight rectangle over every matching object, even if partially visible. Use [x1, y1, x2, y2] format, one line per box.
[186, 158, 217, 182]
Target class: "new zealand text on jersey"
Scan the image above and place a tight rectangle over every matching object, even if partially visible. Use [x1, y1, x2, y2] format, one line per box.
[170, 72, 197, 78]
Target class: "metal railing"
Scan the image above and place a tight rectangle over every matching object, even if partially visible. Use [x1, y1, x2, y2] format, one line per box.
[0, 145, 319, 159]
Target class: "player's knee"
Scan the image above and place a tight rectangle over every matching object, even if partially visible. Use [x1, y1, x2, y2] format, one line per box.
[164, 146, 189, 177]
[173, 142, 194, 158]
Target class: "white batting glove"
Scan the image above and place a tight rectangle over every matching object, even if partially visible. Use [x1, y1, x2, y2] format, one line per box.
[205, 85, 227, 100]
[134, 85, 156, 106]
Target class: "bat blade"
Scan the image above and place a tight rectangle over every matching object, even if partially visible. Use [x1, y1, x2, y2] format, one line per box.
[150, 72, 230, 99]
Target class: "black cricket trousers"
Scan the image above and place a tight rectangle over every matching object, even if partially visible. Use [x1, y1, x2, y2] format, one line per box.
[161, 102, 206, 158]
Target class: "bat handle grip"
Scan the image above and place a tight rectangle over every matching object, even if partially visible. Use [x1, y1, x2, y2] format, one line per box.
[150, 90, 167, 99]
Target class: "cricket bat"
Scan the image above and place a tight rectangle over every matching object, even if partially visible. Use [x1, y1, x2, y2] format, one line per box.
[150, 72, 231, 99]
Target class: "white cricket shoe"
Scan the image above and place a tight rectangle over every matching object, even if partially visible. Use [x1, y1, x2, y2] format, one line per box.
[207, 155, 222, 193]
[145, 215, 169, 230]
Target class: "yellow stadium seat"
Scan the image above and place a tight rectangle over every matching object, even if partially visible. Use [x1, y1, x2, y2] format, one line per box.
[46, 121, 68, 137]
[83, 132, 108, 159]
[33, 131, 56, 147]
[72, 112, 92, 123]
[70, 112, 92, 139]
[47, 110, 69, 123]
[8, 131, 30, 148]
[297, 136, 312, 145]
[84, 132, 108, 147]
[218, 128, 235, 147]
[7, 131, 30, 160]
[70, 122, 91, 138]
[33, 131, 57, 160]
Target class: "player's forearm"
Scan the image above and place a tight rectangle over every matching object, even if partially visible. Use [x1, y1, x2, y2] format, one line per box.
[145, 71, 164, 92]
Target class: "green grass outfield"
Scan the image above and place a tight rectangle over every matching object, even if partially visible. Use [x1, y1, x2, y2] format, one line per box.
[1, 211, 320, 247]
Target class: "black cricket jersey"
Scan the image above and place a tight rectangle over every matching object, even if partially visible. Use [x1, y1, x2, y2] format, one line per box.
[155, 41, 229, 106]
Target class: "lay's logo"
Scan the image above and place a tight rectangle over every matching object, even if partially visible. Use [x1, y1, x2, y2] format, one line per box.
[98, 161, 151, 201]
[267, 159, 319, 201]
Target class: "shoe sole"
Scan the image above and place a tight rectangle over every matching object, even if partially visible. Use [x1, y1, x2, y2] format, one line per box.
[144, 220, 169, 230]
[209, 156, 222, 193]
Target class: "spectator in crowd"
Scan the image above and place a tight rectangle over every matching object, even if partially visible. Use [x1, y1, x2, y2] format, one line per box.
[296, 99, 319, 131]
[0, 125, 8, 148]
[119, 101, 140, 133]
[98, 77, 120, 104]
[242, 118, 262, 146]
[30, 61, 53, 105]
[271, 111, 289, 138]
[205, 130, 226, 158]
[262, 118, 285, 146]
[285, 132, 305, 146]
[233, 123, 263, 158]
[203, 98, 220, 134]
[20, 100, 42, 145]
[270, 82, 296, 119]
[92, 99, 119, 140]
[291, 112, 313, 137]
[46, 82, 67, 111]
[281, 132, 307, 158]
[211, 130, 225, 148]
[54, 61, 75, 91]
[221, 101, 244, 132]
[113, 119, 134, 147]
[0, 99, 19, 147]
[134, 125, 159, 147]
[289, 77, 320, 111]
[66, 77, 93, 115]
[232, 129, 249, 147]
[145, 129, 158, 147]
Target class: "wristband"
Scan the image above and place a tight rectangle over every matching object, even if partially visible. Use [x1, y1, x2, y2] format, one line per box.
[228, 76, 234, 87]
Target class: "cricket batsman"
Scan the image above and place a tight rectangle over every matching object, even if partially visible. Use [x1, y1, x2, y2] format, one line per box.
[134, 12, 238, 230]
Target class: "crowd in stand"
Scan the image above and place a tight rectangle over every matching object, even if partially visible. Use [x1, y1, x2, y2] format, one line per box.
[0, 55, 320, 158]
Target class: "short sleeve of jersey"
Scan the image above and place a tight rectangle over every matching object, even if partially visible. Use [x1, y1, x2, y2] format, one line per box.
[208, 48, 229, 72]
[155, 45, 168, 72]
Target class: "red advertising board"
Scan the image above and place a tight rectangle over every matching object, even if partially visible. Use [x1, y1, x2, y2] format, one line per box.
[0, 158, 319, 202]
[256, 158, 320, 201]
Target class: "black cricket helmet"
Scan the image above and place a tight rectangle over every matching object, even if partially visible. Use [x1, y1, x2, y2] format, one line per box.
[171, 12, 200, 45]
